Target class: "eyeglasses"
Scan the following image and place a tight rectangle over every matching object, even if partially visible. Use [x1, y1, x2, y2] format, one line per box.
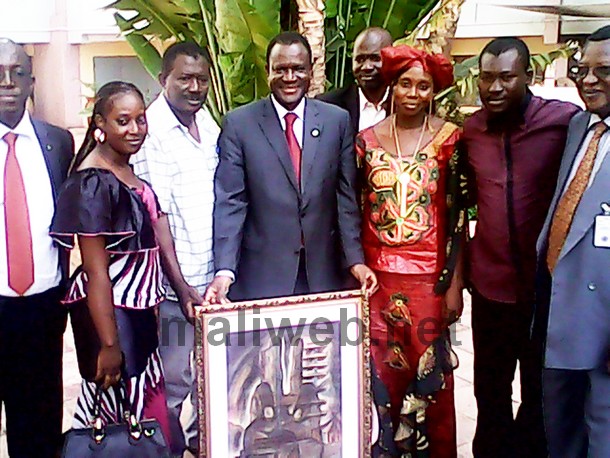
[570, 65, 610, 80]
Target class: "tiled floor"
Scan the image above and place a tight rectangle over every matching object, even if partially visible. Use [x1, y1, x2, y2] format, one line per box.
[0, 292, 521, 457]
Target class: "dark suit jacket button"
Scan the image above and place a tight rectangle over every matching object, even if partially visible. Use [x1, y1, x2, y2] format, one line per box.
[587, 282, 597, 291]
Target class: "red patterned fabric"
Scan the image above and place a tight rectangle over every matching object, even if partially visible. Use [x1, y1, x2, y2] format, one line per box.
[380, 45, 454, 91]
[358, 124, 460, 275]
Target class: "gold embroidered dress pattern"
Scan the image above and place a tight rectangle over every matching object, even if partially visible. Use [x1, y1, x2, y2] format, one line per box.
[365, 136, 443, 247]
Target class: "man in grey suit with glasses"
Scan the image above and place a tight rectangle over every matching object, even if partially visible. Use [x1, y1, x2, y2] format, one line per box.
[536, 25, 610, 458]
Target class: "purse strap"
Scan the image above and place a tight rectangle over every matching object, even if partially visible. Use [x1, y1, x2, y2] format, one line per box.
[91, 380, 144, 443]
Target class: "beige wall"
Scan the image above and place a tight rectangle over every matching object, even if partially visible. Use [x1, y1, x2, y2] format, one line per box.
[31, 42, 81, 129]
[79, 41, 136, 98]
[29, 41, 137, 129]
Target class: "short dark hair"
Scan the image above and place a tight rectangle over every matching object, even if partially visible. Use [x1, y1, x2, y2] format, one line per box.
[161, 41, 210, 77]
[586, 25, 610, 44]
[266, 32, 312, 65]
[479, 37, 530, 73]
[0, 38, 32, 73]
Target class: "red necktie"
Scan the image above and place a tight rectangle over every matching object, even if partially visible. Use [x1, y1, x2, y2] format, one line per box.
[284, 113, 302, 184]
[3, 132, 34, 295]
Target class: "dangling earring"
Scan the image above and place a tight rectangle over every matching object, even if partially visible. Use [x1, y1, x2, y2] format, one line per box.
[93, 128, 106, 144]
[427, 101, 434, 132]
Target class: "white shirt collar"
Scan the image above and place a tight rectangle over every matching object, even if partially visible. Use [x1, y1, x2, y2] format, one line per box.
[588, 113, 610, 129]
[358, 87, 389, 112]
[271, 95, 306, 123]
[150, 93, 215, 133]
[158, 94, 184, 131]
[0, 111, 37, 141]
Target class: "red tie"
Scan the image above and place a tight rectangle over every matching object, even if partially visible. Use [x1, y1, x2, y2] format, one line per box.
[284, 113, 301, 184]
[3, 132, 34, 295]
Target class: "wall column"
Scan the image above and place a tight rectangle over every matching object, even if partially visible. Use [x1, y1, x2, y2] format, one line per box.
[31, 0, 81, 129]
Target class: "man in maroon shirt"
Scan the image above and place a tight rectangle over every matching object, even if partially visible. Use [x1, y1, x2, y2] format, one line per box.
[463, 37, 580, 458]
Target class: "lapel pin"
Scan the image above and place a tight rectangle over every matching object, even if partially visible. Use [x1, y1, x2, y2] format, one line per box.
[311, 128, 320, 138]
[46, 144, 52, 151]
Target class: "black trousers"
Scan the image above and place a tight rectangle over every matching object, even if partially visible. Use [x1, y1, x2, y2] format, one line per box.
[0, 287, 67, 458]
[293, 248, 310, 295]
[470, 288, 547, 458]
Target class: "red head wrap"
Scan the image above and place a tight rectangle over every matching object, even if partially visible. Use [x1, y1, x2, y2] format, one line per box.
[380, 45, 454, 92]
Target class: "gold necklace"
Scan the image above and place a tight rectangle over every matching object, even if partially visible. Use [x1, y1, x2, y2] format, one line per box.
[391, 114, 429, 221]
[391, 114, 428, 161]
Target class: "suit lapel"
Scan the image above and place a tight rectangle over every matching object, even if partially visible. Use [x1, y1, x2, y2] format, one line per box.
[537, 113, 590, 252]
[258, 97, 299, 193]
[346, 84, 360, 132]
[31, 120, 61, 199]
[554, 113, 591, 207]
[560, 142, 610, 260]
[301, 99, 321, 193]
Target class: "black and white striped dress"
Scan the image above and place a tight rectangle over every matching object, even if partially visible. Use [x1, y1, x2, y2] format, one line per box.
[51, 168, 170, 438]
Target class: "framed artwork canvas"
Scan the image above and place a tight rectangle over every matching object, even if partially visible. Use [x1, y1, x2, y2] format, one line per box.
[195, 290, 372, 457]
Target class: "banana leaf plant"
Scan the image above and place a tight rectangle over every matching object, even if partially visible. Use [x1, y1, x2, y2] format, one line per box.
[109, 0, 445, 121]
[109, 0, 574, 126]
[436, 42, 578, 125]
[324, 0, 440, 90]
[109, 0, 281, 122]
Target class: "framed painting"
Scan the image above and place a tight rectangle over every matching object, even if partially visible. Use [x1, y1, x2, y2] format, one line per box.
[195, 290, 372, 457]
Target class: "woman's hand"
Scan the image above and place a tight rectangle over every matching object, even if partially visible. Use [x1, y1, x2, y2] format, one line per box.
[443, 280, 464, 326]
[350, 264, 379, 297]
[96, 344, 123, 390]
[177, 285, 203, 325]
[78, 235, 121, 389]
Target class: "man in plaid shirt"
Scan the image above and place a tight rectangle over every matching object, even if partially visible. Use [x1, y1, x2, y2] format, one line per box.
[133, 41, 219, 457]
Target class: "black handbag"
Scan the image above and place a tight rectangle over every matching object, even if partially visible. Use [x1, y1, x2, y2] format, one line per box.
[61, 384, 171, 458]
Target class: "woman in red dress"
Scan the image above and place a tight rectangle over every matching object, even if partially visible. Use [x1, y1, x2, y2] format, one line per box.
[356, 46, 466, 457]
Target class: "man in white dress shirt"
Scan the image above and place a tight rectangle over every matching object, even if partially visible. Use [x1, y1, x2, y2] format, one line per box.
[132, 41, 219, 457]
[535, 25, 610, 457]
[318, 27, 393, 133]
[0, 38, 73, 458]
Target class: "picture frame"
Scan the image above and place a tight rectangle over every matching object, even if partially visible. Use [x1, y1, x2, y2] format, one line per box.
[195, 290, 372, 458]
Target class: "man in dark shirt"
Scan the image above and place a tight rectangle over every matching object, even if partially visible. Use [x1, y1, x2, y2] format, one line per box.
[463, 37, 580, 458]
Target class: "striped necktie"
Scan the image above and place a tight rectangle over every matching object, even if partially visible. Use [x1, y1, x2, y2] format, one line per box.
[547, 122, 608, 272]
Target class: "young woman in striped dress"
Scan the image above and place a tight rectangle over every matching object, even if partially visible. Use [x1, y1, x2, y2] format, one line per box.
[51, 81, 200, 443]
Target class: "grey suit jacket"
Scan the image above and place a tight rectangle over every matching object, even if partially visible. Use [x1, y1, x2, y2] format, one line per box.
[213, 97, 364, 301]
[537, 111, 610, 370]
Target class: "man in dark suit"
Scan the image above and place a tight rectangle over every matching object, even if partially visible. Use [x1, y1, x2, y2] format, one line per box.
[0, 39, 73, 457]
[318, 27, 392, 133]
[204, 32, 376, 303]
[536, 25, 610, 457]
